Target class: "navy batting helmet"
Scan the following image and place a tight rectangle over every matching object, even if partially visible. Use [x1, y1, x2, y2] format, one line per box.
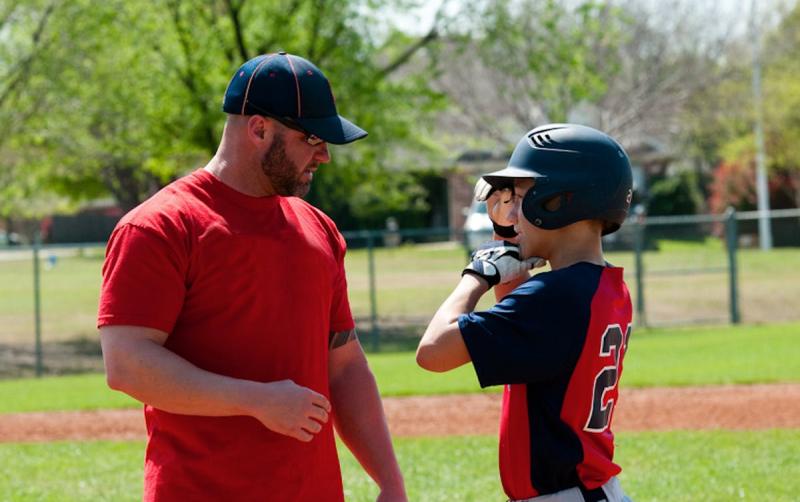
[482, 123, 633, 235]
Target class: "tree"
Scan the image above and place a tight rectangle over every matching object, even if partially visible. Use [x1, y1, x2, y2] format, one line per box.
[688, 0, 800, 212]
[762, 3, 800, 208]
[648, 170, 704, 216]
[0, 0, 62, 220]
[427, 0, 754, 152]
[594, 0, 746, 146]
[1, 0, 451, 227]
[428, 0, 626, 147]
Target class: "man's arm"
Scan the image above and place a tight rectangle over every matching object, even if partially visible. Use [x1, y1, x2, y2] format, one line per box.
[328, 331, 406, 502]
[100, 325, 330, 442]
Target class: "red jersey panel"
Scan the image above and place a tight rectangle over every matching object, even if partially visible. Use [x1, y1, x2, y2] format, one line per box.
[562, 267, 631, 489]
[98, 169, 353, 501]
[459, 263, 632, 499]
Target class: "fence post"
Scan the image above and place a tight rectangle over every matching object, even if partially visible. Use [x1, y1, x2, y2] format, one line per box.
[725, 207, 741, 324]
[366, 231, 380, 351]
[32, 232, 44, 377]
[461, 227, 472, 261]
[632, 209, 647, 327]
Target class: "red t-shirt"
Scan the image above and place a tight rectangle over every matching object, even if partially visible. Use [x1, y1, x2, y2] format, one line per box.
[98, 169, 354, 501]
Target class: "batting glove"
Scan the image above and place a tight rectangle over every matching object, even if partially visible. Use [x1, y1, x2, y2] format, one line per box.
[474, 178, 518, 238]
[462, 240, 545, 287]
[473, 178, 495, 202]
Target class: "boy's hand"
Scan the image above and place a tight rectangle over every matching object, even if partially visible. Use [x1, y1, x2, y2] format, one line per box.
[474, 179, 517, 238]
[462, 240, 544, 287]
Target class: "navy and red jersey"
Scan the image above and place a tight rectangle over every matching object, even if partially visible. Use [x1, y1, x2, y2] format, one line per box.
[458, 262, 632, 500]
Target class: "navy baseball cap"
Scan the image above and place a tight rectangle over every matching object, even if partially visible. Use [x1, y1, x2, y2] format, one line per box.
[223, 52, 368, 145]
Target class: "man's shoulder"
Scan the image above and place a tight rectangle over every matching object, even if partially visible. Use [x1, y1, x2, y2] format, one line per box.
[286, 196, 332, 218]
[116, 172, 204, 236]
[286, 197, 341, 233]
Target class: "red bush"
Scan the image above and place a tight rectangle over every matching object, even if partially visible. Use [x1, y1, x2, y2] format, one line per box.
[707, 160, 758, 214]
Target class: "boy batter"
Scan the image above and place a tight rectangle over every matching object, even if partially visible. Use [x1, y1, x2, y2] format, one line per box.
[417, 124, 634, 502]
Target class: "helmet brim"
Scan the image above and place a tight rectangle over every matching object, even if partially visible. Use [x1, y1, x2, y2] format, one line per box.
[481, 165, 545, 188]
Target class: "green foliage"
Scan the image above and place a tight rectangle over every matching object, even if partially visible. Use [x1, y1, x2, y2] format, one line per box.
[448, 0, 625, 125]
[491, 1, 618, 121]
[0, 0, 448, 222]
[349, 172, 430, 228]
[684, 2, 800, 211]
[763, 5, 800, 176]
[646, 170, 705, 216]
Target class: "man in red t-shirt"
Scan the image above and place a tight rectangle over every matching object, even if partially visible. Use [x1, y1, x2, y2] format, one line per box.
[417, 124, 634, 501]
[98, 53, 406, 501]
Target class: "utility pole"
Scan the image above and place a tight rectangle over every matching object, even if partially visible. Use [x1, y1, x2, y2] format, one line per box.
[750, 0, 772, 250]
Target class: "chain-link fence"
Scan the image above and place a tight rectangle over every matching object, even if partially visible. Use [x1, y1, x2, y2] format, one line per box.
[626, 208, 800, 327]
[2, 209, 799, 377]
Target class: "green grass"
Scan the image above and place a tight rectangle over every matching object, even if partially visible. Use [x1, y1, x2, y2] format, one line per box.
[614, 430, 800, 501]
[621, 322, 800, 387]
[1, 322, 798, 413]
[0, 373, 138, 413]
[1, 430, 798, 501]
[0, 248, 105, 343]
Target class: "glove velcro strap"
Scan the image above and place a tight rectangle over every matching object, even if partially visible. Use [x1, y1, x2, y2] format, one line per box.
[492, 222, 518, 238]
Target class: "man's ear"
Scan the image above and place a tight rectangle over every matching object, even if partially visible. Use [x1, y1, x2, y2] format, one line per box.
[247, 115, 271, 143]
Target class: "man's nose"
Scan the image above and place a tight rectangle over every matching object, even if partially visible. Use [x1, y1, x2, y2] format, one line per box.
[315, 143, 331, 163]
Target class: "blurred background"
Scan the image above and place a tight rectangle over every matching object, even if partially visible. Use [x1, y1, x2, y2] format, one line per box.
[1, 0, 799, 376]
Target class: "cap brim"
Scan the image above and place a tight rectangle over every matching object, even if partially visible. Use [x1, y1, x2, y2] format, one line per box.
[481, 165, 544, 186]
[296, 115, 367, 145]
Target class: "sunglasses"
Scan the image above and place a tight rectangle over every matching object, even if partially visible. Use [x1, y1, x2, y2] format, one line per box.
[244, 100, 324, 145]
[254, 111, 324, 146]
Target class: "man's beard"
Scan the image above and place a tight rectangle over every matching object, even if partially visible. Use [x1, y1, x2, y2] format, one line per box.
[260, 133, 311, 197]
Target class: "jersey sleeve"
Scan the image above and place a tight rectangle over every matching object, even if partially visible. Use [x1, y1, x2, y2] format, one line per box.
[328, 230, 355, 333]
[97, 223, 188, 333]
[458, 275, 592, 388]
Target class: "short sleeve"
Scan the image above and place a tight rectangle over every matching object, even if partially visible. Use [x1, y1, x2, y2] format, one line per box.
[328, 231, 355, 333]
[458, 275, 593, 388]
[97, 224, 188, 333]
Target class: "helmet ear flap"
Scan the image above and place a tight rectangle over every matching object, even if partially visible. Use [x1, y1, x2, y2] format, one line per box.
[521, 189, 543, 228]
[522, 191, 574, 229]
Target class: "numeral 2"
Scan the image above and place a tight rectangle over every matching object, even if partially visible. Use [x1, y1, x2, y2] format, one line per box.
[584, 324, 632, 433]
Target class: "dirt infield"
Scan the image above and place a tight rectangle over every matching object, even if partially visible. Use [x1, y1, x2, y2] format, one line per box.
[1, 383, 799, 443]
